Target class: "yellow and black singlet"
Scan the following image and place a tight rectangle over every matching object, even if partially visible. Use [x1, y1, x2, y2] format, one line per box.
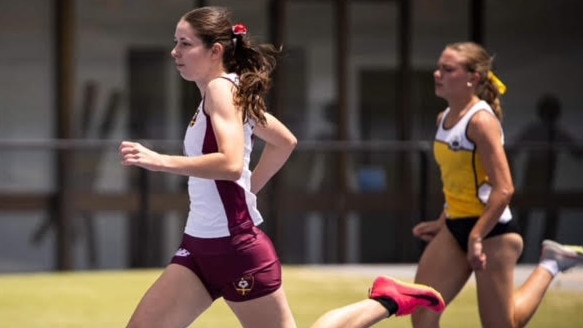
[434, 100, 512, 222]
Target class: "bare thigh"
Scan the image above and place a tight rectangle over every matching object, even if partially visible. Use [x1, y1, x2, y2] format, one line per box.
[126, 264, 213, 328]
[412, 226, 473, 328]
[227, 286, 297, 328]
[475, 233, 523, 328]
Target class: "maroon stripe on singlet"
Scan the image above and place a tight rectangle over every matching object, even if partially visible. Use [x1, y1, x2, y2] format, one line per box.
[216, 180, 254, 234]
[201, 109, 254, 235]
[201, 109, 218, 154]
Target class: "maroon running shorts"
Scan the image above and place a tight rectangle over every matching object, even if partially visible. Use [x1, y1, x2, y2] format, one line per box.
[170, 226, 282, 302]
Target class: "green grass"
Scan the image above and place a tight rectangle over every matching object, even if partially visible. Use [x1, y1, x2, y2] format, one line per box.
[0, 266, 581, 327]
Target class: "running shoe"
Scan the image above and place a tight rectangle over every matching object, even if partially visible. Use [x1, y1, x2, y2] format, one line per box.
[541, 240, 583, 272]
[368, 275, 445, 316]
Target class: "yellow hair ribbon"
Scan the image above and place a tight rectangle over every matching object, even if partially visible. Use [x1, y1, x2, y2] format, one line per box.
[488, 71, 507, 95]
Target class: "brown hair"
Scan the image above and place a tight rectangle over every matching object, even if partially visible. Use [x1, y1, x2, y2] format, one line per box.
[182, 6, 280, 126]
[446, 42, 504, 121]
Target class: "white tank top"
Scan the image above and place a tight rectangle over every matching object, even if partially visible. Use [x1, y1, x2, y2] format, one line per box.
[182, 74, 263, 238]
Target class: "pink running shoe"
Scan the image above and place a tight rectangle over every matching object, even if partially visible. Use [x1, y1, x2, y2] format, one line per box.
[369, 275, 445, 316]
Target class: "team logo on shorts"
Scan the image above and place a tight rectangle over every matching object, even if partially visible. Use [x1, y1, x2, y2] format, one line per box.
[233, 274, 254, 296]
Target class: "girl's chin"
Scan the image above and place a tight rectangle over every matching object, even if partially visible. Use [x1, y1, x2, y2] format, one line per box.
[179, 72, 195, 82]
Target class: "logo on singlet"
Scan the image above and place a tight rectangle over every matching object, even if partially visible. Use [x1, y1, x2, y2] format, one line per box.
[449, 138, 462, 150]
[174, 248, 190, 257]
[233, 275, 254, 296]
[189, 109, 200, 126]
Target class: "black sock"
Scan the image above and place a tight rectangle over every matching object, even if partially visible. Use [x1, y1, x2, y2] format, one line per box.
[373, 297, 399, 317]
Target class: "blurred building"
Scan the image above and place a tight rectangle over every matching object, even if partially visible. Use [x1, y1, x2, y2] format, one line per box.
[1, 0, 582, 271]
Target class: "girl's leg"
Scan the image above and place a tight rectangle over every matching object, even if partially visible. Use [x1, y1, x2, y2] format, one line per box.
[412, 226, 473, 328]
[227, 286, 297, 328]
[482, 239, 583, 328]
[310, 275, 445, 328]
[310, 299, 388, 328]
[474, 233, 523, 328]
[126, 264, 213, 328]
[511, 267, 554, 327]
[477, 236, 583, 328]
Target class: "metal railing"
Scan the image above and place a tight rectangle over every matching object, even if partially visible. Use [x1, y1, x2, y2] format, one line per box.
[1, 139, 582, 271]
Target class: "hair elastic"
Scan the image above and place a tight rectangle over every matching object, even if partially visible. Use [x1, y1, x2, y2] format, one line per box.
[488, 71, 507, 95]
[232, 23, 248, 36]
[231, 23, 247, 49]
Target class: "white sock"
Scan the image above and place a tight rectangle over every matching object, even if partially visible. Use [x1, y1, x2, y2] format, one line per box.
[539, 259, 560, 277]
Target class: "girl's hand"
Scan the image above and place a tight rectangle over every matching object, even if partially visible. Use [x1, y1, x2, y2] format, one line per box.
[119, 141, 164, 172]
[468, 238, 487, 271]
[412, 220, 443, 242]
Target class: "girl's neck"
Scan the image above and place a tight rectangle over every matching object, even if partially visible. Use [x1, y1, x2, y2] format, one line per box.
[196, 69, 230, 97]
[448, 96, 480, 115]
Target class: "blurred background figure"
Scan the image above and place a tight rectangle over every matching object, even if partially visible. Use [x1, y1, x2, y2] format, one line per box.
[512, 94, 583, 250]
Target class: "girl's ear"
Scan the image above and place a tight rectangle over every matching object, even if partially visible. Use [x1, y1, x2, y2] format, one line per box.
[211, 43, 224, 57]
[473, 71, 482, 84]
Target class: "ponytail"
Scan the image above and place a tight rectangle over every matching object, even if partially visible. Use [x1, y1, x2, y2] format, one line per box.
[477, 73, 505, 121]
[230, 39, 280, 126]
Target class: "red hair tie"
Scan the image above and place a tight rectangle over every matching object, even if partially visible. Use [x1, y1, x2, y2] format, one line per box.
[232, 24, 248, 36]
